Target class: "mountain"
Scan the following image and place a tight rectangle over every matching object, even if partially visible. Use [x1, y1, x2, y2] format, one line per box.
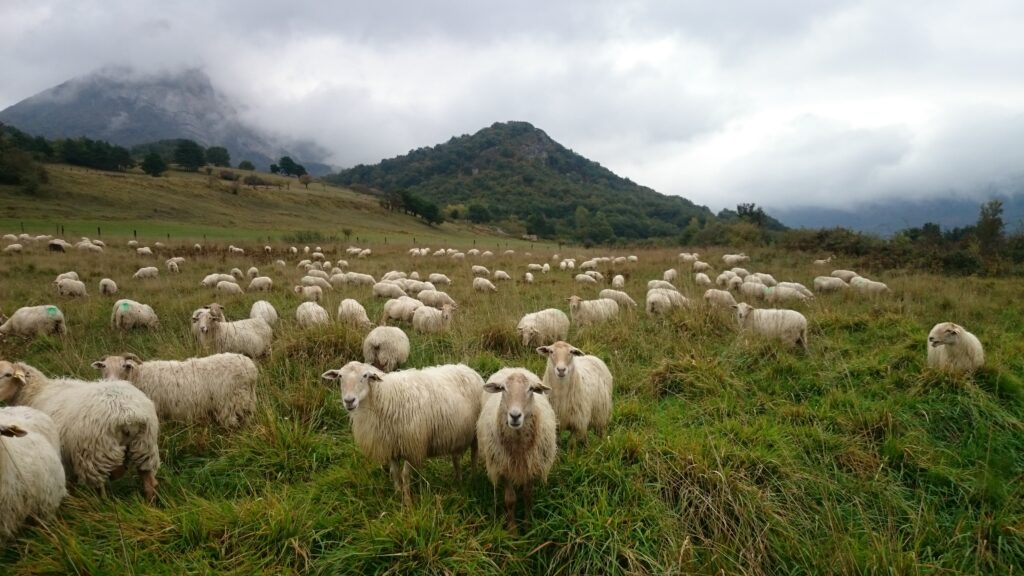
[327, 121, 714, 241]
[0, 67, 332, 175]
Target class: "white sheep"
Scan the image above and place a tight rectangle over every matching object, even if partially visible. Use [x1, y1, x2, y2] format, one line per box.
[99, 278, 118, 295]
[474, 277, 498, 292]
[337, 299, 373, 330]
[493, 270, 512, 281]
[703, 289, 737, 308]
[598, 289, 637, 309]
[750, 272, 777, 286]
[302, 276, 333, 292]
[166, 261, 179, 274]
[136, 247, 153, 256]
[537, 341, 613, 444]
[813, 276, 849, 292]
[722, 253, 749, 267]
[765, 286, 810, 304]
[851, 276, 890, 295]
[306, 269, 331, 280]
[194, 304, 273, 358]
[230, 267, 244, 280]
[294, 285, 323, 302]
[3, 243, 23, 253]
[585, 270, 604, 281]
[321, 361, 484, 505]
[248, 276, 273, 291]
[133, 267, 159, 280]
[296, 302, 331, 328]
[428, 273, 451, 286]
[517, 309, 570, 347]
[678, 252, 699, 263]
[611, 274, 625, 288]
[0, 406, 66, 541]
[693, 261, 712, 273]
[382, 296, 424, 325]
[362, 326, 410, 372]
[567, 296, 619, 327]
[831, 269, 859, 282]
[0, 305, 66, 337]
[92, 352, 257, 427]
[246, 266, 260, 279]
[0, 361, 160, 501]
[250, 300, 279, 326]
[201, 273, 235, 288]
[216, 280, 244, 295]
[55, 271, 79, 283]
[472, 265, 490, 276]
[730, 267, 750, 278]
[110, 299, 160, 330]
[228, 245, 245, 256]
[524, 272, 535, 284]
[813, 255, 833, 265]
[739, 281, 768, 300]
[695, 273, 712, 286]
[927, 322, 984, 373]
[646, 288, 690, 316]
[732, 302, 808, 350]
[663, 268, 678, 283]
[574, 274, 598, 286]
[777, 282, 815, 299]
[373, 281, 407, 299]
[412, 304, 454, 334]
[55, 278, 87, 297]
[477, 368, 557, 531]
[647, 280, 675, 291]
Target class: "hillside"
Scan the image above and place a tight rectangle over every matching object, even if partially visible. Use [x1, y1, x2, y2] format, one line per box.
[327, 121, 715, 241]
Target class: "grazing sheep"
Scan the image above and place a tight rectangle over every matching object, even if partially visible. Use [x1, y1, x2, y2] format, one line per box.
[296, 302, 331, 328]
[732, 302, 808, 350]
[428, 273, 451, 286]
[201, 273, 235, 288]
[306, 269, 331, 281]
[132, 267, 159, 280]
[472, 265, 490, 276]
[362, 326, 410, 372]
[567, 296, 619, 328]
[216, 280, 244, 295]
[136, 247, 153, 256]
[373, 282, 407, 299]
[55, 278, 87, 297]
[0, 406, 66, 541]
[3, 243, 23, 253]
[927, 322, 984, 373]
[246, 267, 259, 279]
[693, 261, 712, 273]
[99, 278, 118, 295]
[166, 261, 179, 274]
[55, 271, 79, 283]
[646, 288, 690, 316]
[294, 285, 322, 302]
[228, 245, 245, 256]
[110, 299, 160, 330]
[598, 289, 638, 309]
[0, 305, 66, 337]
[647, 280, 676, 291]
[663, 268, 678, 283]
[517, 309, 570, 347]
[750, 272, 777, 286]
[765, 286, 810, 304]
[0, 361, 160, 501]
[493, 270, 512, 281]
[730, 267, 750, 278]
[382, 296, 424, 325]
[248, 276, 273, 291]
[813, 255, 833, 265]
[612, 274, 625, 289]
[230, 268, 244, 280]
[193, 304, 273, 358]
[250, 300, 279, 326]
[722, 253, 749, 267]
[777, 282, 814, 299]
[301, 276, 333, 292]
[338, 299, 373, 330]
[584, 271, 604, 281]
[474, 277, 498, 293]
[358, 249, 371, 258]
[574, 274, 598, 286]
[477, 368, 557, 531]
[412, 304, 454, 334]
[739, 281, 768, 300]
[695, 273, 712, 287]
[537, 341, 613, 444]
[524, 272, 535, 284]
[92, 353, 257, 427]
[321, 361, 484, 505]
[831, 269, 859, 282]
[813, 276, 849, 292]
[850, 276, 890, 295]
[704, 289, 738, 308]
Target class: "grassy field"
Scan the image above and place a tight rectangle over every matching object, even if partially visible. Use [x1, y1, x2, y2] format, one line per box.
[0, 238, 1022, 575]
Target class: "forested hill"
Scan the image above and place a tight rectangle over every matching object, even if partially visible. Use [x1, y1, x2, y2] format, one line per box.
[326, 121, 715, 241]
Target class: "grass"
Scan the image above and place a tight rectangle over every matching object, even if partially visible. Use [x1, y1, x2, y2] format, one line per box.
[0, 239, 1022, 574]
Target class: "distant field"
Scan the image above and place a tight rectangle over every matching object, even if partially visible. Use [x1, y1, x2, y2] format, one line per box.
[0, 240, 1021, 574]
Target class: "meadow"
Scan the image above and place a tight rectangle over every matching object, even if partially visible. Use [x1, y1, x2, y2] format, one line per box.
[0, 239, 1022, 575]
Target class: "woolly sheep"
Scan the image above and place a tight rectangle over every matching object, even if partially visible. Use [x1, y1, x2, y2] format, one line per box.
[474, 277, 498, 292]
[472, 265, 490, 276]
[338, 299, 373, 330]
[294, 285, 323, 302]
[194, 304, 273, 358]
[3, 243, 22, 253]
[248, 276, 273, 291]
[478, 368, 557, 530]
[0, 406, 66, 541]
[382, 271, 407, 281]
[428, 273, 451, 286]
[732, 302, 808, 350]
[136, 247, 153, 256]
[537, 341, 613, 444]
[0, 305, 66, 337]
[584, 271, 604, 281]
[750, 272, 777, 286]
[813, 255, 833, 265]
[201, 273, 235, 288]
[646, 288, 690, 316]
[851, 276, 890, 295]
[813, 276, 849, 292]
[321, 361, 484, 505]
[598, 289, 637, 309]
[417, 289, 457, 309]
[296, 302, 331, 328]
[230, 268, 244, 280]
[612, 274, 625, 289]
[647, 279, 676, 291]
[517, 309, 570, 347]
[678, 252, 699, 263]
[216, 280, 244, 295]
[246, 266, 259, 279]
[55, 271, 79, 282]
[777, 282, 814, 299]
[716, 271, 737, 287]
[345, 272, 376, 286]
[722, 253, 749, 267]
[0, 361, 160, 501]
[493, 270, 512, 281]
[542, 263, 551, 273]
[362, 326, 410, 372]
[412, 304, 454, 334]
[693, 261, 712, 273]
[132, 266, 159, 280]
[166, 261, 179, 274]
[831, 269, 859, 282]
[275, 259, 286, 267]
[695, 273, 712, 286]
[111, 299, 160, 330]
[307, 269, 331, 280]
[527, 263, 543, 272]
[927, 322, 984, 373]
[703, 288, 737, 308]
[250, 300, 279, 326]
[228, 245, 245, 255]
[358, 249, 371, 258]
[663, 268, 678, 283]
[731, 267, 750, 278]
[524, 272, 535, 283]
[92, 352, 257, 427]
[373, 282, 407, 299]
[574, 274, 598, 285]
[739, 281, 768, 300]
[56, 278, 87, 297]
[382, 296, 424, 325]
[765, 286, 810, 304]
[567, 296, 619, 327]
[99, 278, 118, 295]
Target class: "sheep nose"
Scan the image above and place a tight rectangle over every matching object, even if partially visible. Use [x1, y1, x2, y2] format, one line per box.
[508, 411, 523, 427]
[556, 368, 566, 377]
[343, 396, 357, 410]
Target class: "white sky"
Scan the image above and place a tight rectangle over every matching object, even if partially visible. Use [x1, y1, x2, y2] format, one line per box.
[2, 0, 1023, 211]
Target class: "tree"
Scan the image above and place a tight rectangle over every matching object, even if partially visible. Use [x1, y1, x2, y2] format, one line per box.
[299, 174, 313, 189]
[976, 200, 1005, 256]
[278, 156, 307, 177]
[736, 203, 767, 227]
[173, 140, 206, 171]
[141, 152, 167, 177]
[468, 203, 492, 223]
[205, 146, 231, 167]
[269, 163, 280, 174]
[238, 160, 255, 171]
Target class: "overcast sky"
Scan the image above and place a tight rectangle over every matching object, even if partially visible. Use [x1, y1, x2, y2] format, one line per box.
[2, 0, 1023, 211]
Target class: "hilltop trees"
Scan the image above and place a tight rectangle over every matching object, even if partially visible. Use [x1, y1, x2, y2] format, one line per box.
[278, 156, 307, 177]
[141, 152, 167, 177]
[173, 139, 206, 171]
[238, 160, 255, 171]
[205, 146, 231, 167]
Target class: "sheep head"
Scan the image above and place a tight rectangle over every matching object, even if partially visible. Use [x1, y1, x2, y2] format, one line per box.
[484, 369, 549, 430]
[322, 361, 383, 412]
[732, 303, 755, 326]
[91, 353, 143, 380]
[928, 322, 963, 348]
[537, 341, 584, 381]
[0, 361, 29, 401]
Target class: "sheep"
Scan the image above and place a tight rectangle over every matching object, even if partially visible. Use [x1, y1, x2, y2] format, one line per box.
[693, 261, 712, 273]
[813, 276, 849, 292]
[663, 268, 678, 283]
[481, 251, 494, 257]
[296, 302, 331, 328]
[344, 272, 376, 286]
[542, 263, 551, 273]
[306, 269, 331, 281]
[474, 277, 498, 292]
[598, 289, 638, 309]
[412, 304, 454, 334]
[193, 243, 203, 252]
[572, 274, 596, 286]
[0, 361, 160, 501]
[477, 368, 557, 531]
[382, 296, 424, 325]
[704, 289, 737, 308]
[0, 406, 66, 541]
[247, 266, 259, 280]
[3, 243, 22, 253]
[732, 302, 808, 350]
[321, 361, 484, 505]
[537, 341, 613, 444]
[228, 245, 245, 255]
[428, 273, 451, 286]
[722, 253, 749, 267]
[110, 299, 160, 330]
[338, 299, 373, 330]
[294, 285, 323, 302]
[750, 272, 777, 286]
[132, 266, 159, 280]
[584, 270, 604, 281]
[99, 278, 118, 295]
[730, 267, 750, 278]
[373, 282, 407, 299]
[382, 271, 408, 281]
[362, 326, 410, 372]
[216, 280, 244, 295]
[275, 259, 286, 267]
[472, 265, 490, 276]
[493, 270, 512, 281]
[250, 300, 279, 326]
[727, 276, 744, 291]
[193, 304, 273, 358]
[230, 268, 244, 280]
[777, 282, 815, 299]
[851, 276, 890, 295]
[136, 247, 153, 256]
[0, 305, 66, 337]
[695, 273, 712, 287]
[92, 352, 257, 427]
[678, 252, 699, 263]
[524, 272, 535, 284]
[647, 279, 676, 291]
[927, 322, 984, 373]
[765, 286, 810, 304]
[814, 255, 834, 265]
[166, 261, 179, 274]
[358, 249, 372, 258]
[831, 269, 859, 282]
[248, 276, 273, 291]
[612, 274, 625, 289]
[56, 278, 87, 297]
[517, 309, 570, 347]
[201, 273, 235, 288]
[527, 264, 543, 272]
[567, 296, 619, 328]
[739, 281, 768, 300]
[646, 288, 690, 316]
[55, 271, 80, 283]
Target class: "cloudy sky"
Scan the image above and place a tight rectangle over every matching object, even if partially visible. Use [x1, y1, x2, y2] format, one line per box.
[2, 0, 1023, 211]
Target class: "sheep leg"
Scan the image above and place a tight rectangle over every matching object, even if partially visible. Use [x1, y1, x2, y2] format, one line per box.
[504, 481, 518, 532]
[389, 459, 403, 495]
[451, 452, 462, 485]
[522, 480, 534, 529]
[109, 464, 128, 480]
[141, 470, 158, 503]
[401, 462, 413, 507]
[470, 438, 479, 467]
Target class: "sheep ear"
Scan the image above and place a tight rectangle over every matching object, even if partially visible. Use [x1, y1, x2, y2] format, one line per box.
[536, 346, 553, 356]
[570, 348, 585, 357]
[320, 370, 341, 381]
[91, 360, 106, 370]
[11, 368, 27, 384]
[124, 353, 142, 364]
[0, 424, 27, 438]
[483, 381, 504, 393]
[365, 371, 383, 383]
[730, 304, 739, 309]
[531, 382, 551, 394]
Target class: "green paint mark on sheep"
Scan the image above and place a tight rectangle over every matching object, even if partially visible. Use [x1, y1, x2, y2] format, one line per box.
[121, 302, 130, 311]
[46, 306, 58, 315]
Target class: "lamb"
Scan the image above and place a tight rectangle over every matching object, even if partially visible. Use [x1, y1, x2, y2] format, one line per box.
[537, 341, 613, 444]
[428, 273, 451, 286]
[927, 322, 984, 373]
[567, 296, 619, 327]
[201, 273, 235, 288]
[248, 276, 273, 291]
[99, 278, 118, 295]
[362, 326, 410, 372]
[703, 289, 737, 308]
[92, 352, 257, 427]
[296, 302, 331, 328]
[302, 276, 333, 292]
[166, 261, 179, 274]
[598, 289, 638, 309]
[722, 253, 749, 267]
[412, 304, 454, 334]
[110, 299, 160, 330]
[56, 278, 87, 297]
[472, 265, 490, 276]
[0, 406, 66, 541]
[382, 296, 424, 324]
[477, 368, 557, 531]
[517, 309, 570, 347]
[250, 300, 279, 326]
[294, 285, 323, 302]
[247, 266, 260, 279]
[612, 274, 625, 289]
[813, 255, 834, 265]
[524, 272, 535, 284]
[0, 361, 160, 501]
[132, 267, 159, 280]
[695, 273, 712, 286]
[663, 268, 678, 283]
[193, 304, 273, 358]
[474, 277, 498, 292]
[0, 305, 66, 337]
[850, 276, 890, 295]
[373, 282, 407, 299]
[216, 280, 244, 295]
[732, 302, 808, 350]
[813, 276, 849, 292]
[136, 247, 153, 256]
[493, 270, 512, 281]
[831, 269, 860, 282]
[337, 299, 373, 330]
[321, 361, 484, 505]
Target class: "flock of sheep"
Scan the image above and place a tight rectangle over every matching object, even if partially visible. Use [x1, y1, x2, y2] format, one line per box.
[0, 235, 986, 539]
